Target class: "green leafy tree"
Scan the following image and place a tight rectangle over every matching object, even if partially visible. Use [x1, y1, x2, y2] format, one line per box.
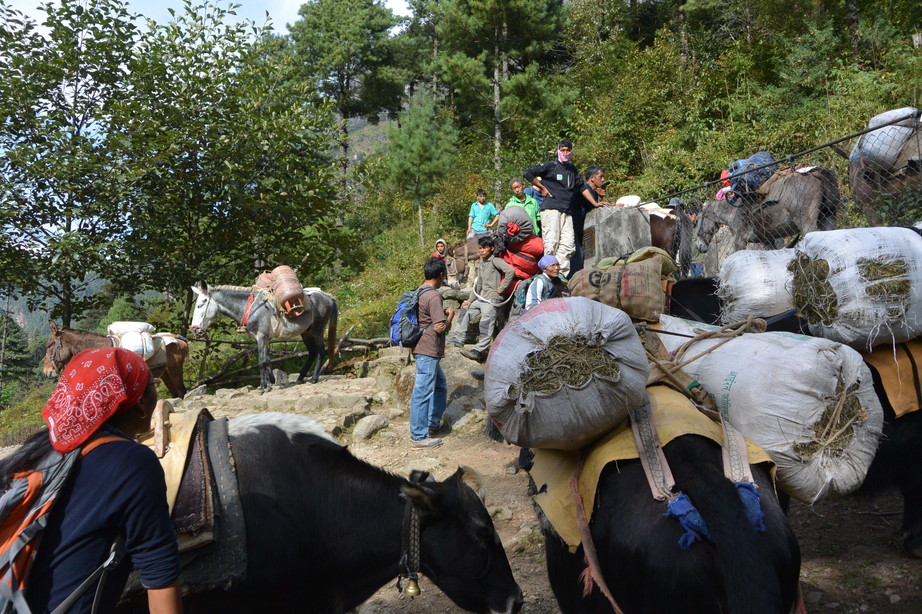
[0, 0, 140, 325]
[0, 310, 35, 407]
[289, 0, 402, 175]
[434, 0, 566, 196]
[112, 1, 340, 329]
[386, 88, 459, 246]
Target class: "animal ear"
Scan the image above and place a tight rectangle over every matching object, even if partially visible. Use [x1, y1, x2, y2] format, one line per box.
[456, 466, 486, 503]
[191, 280, 207, 296]
[400, 483, 437, 515]
[49, 321, 60, 335]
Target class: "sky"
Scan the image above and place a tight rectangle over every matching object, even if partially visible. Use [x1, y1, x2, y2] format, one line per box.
[6, 0, 411, 33]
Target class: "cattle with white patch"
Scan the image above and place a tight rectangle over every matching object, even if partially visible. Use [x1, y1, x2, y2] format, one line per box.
[121, 413, 523, 614]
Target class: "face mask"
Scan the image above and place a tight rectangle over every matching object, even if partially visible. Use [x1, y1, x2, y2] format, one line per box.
[558, 150, 572, 163]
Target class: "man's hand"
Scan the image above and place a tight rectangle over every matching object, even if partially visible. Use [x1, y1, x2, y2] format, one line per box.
[445, 308, 455, 319]
[461, 301, 471, 308]
[595, 201, 613, 207]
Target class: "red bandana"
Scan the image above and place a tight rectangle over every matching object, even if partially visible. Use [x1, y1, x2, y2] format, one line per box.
[42, 348, 150, 453]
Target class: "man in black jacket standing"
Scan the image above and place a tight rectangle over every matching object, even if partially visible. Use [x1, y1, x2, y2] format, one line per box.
[524, 139, 608, 277]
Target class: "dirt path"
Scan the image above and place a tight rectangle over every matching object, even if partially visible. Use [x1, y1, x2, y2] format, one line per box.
[179, 358, 922, 614]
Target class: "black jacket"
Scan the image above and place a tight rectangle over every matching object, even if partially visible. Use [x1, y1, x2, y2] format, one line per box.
[523, 160, 585, 212]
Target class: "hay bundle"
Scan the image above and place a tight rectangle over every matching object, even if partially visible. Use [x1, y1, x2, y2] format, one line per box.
[485, 297, 648, 450]
[788, 227, 922, 349]
[717, 248, 795, 323]
[657, 315, 883, 503]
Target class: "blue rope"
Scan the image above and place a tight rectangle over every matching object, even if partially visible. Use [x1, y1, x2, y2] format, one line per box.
[664, 493, 712, 550]
[664, 483, 766, 550]
[735, 481, 766, 533]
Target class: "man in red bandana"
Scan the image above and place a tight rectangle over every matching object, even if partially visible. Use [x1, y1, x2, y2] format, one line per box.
[2, 348, 182, 614]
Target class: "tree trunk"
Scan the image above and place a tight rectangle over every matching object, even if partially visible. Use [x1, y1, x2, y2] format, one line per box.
[845, 0, 859, 55]
[492, 19, 504, 203]
[417, 200, 425, 248]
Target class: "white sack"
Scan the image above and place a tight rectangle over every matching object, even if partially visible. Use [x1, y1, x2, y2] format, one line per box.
[718, 249, 795, 323]
[792, 227, 922, 349]
[853, 107, 919, 172]
[657, 314, 883, 503]
[485, 297, 648, 450]
[108, 321, 156, 335]
[119, 331, 156, 361]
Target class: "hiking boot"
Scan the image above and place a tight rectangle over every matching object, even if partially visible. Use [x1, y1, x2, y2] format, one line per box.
[448, 338, 464, 348]
[461, 349, 487, 363]
[411, 437, 443, 449]
[471, 370, 485, 381]
[429, 421, 452, 438]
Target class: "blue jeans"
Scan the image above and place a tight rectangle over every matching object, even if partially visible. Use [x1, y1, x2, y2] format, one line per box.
[409, 354, 448, 441]
[691, 262, 705, 277]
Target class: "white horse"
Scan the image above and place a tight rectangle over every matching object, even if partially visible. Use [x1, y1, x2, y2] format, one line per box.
[190, 281, 338, 389]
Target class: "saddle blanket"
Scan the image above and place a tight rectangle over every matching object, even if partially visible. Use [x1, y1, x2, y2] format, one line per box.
[530, 386, 772, 552]
[862, 339, 922, 418]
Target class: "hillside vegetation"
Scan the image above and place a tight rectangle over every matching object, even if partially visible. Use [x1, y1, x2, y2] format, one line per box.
[1, 0, 920, 417]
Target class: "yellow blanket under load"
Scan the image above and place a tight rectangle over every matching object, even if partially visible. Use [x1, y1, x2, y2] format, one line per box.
[862, 339, 922, 419]
[530, 386, 773, 552]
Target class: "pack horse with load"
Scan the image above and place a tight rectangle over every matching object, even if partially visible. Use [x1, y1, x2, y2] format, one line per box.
[190, 265, 339, 389]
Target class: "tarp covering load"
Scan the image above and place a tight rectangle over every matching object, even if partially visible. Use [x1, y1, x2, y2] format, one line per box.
[255, 265, 305, 317]
[495, 205, 534, 243]
[728, 151, 777, 204]
[850, 107, 920, 172]
[107, 322, 157, 360]
[788, 227, 922, 349]
[656, 315, 883, 503]
[568, 247, 676, 322]
[485, 297, 649, 450]
[581, 206, 651, 270]
[717, 249, 795, 324]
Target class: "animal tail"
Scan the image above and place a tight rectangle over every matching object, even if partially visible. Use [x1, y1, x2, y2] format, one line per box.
[672, 441, 789, 614]
[675, 210, 694, 278]
[817, 168, 840, 230]
[325, 296, 339, 374]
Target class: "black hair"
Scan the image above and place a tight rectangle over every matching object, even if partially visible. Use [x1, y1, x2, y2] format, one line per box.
[0, 429, 54, 489]
[584, 166, 603, 180]
[558, 139, 573, 149]
[476, 189, 487, 197]
[424, 257, 447, 280]
[477, 236, 495, 249]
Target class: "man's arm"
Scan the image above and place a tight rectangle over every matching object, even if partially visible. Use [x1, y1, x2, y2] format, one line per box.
[581, 187, 610, 208]
[524, 162, 554, 199]
[493, 258, 516, 295]
[148, 582, 183, 614]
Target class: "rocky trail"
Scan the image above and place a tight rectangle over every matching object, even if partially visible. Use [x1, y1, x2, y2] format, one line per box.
[165, 346, 922, 613]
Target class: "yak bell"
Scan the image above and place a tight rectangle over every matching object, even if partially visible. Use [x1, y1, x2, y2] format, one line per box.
[404, 578, 421, 597]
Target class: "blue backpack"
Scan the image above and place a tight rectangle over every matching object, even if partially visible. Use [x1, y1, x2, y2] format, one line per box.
[389, 287, 436, 348]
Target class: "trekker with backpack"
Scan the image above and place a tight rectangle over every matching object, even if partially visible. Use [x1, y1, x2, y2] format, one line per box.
[0, 348, 181, 614]
[408, 258, 455, 449]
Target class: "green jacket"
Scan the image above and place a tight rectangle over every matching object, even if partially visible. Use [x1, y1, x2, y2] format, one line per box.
[505, 195, 541, 236]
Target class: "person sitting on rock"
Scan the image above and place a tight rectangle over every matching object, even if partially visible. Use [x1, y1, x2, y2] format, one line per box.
[447, 236, 514, 363]
[432, 238, 460, 288]
[523, 255, 569, 313]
